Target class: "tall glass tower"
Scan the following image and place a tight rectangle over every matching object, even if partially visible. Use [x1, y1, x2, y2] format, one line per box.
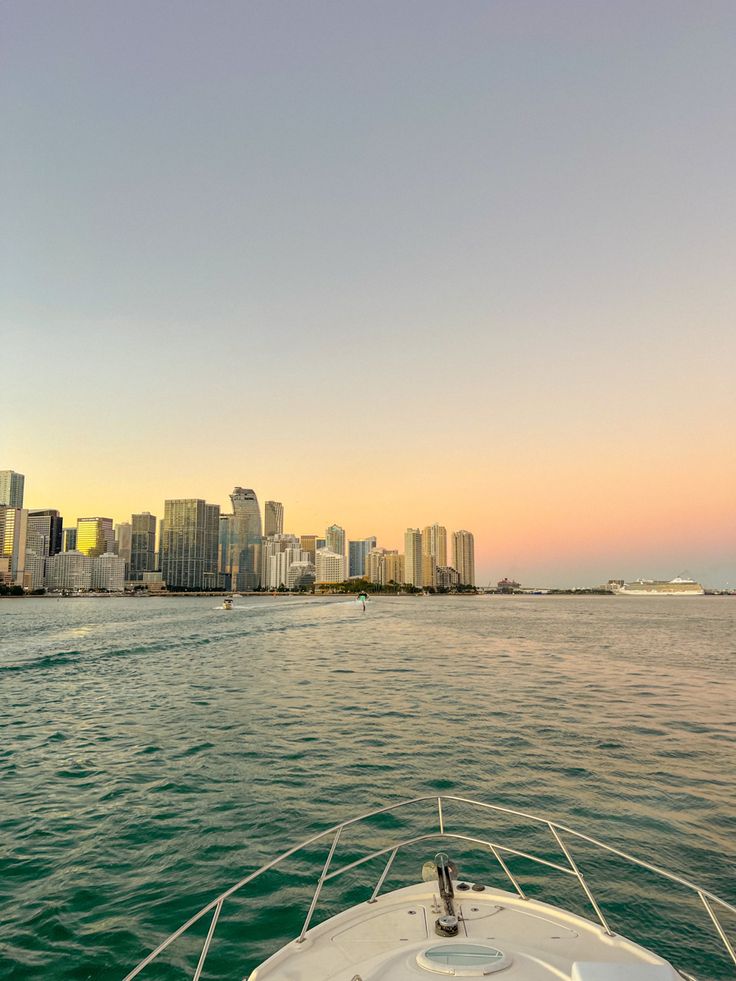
[230, 487, 262, 590]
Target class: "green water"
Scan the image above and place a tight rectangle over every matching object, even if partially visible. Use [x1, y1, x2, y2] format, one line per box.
[1, 596, 734, 979]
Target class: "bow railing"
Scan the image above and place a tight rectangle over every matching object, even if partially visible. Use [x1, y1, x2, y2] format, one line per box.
[123, 795, 736, 980]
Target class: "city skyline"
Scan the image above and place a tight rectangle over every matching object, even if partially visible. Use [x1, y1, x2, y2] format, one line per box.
[2, 3, 734, 588]
[2, 464, 731, 588]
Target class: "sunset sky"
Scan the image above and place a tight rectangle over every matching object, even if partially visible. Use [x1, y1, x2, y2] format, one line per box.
[2, 1, 734, 586]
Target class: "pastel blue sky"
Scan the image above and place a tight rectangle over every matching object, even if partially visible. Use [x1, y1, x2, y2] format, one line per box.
[2, 1, 734, 585]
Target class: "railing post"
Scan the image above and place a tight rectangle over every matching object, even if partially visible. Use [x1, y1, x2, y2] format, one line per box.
[192, 899, 223, 981]
[438, 797, 445, 835]
[296, 827, 342, 943]
[368, 847, 399, 903]
[548, 823, 613, 936]
[488, 843, 527, 900]
[698, 892, 736, 968]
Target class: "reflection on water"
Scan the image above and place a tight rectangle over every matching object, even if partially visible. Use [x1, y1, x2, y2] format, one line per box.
[0, 595, 734, 979]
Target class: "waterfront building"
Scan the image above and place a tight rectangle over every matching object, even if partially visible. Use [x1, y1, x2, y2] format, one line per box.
[300, 535, 318, 563]
[365, 547, 387, 584]
[420, 523, 447, 589]
[142, 571, 166, 593]
[160, 499, 221, 590]
[325, 524, 346, 559]
[0, 507, 28, 583]
[46, 551, 91, 592]
[27, 510, 63, 557]
[287, 560, 316, 591]
[262, 534, 303, 589]
[23, 550, 45, 591]
[229, 487, 262, 590]
[315, 548, 346, 584]
[91, 553, 126, 592]
[452, 530, 475, 586]
[404, 528, 423, 587]
[76, 517, 115, 558]
[382, 552, 404, 586]
[422, 524, 447, 567]
[348, 536, 377, 578]
[115, 522, 132, 576]
[0, 470, 24, 508]
[421, 553, 437, 589]
[436, 566, 460, 590]
[63, 527, 77, 552]
[264, 501, 284, 537]
[130, 512, 157, 581]
[218, 514, 234, 589]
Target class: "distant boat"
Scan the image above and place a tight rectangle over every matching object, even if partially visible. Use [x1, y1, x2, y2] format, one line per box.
[222, 598, 233, 610]
[617, 577, 704, 596]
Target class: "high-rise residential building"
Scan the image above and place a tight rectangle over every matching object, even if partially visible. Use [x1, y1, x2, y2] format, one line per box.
[287, 561, 316, 591]
[264, 501, 284, 537]
[0, 507, 28, 583]
[436, 566, 460, 590]
[76, 517, 115, 558]
[115, 522, 132, 576]
[23, 550, 45, 591]
[130, 512, 157, 581]
[218, 513, 234, 589]
[160, 499, 221, 590]
[27, 510, 63, 557]
[365, 547, 387, 584]
[452, 530, 476, 586]
[422, 524, 447, 566]
[300, 535, 318, 563]
[228, 487, 262, 590]
[261, 534, 303, 589]
[365, 547, 404, 586]
[91, 553, 126, 592]
[325, 524, 345, 558]
[348, 537, 377, 578]
[0, 471, 24, 508]
[46, 551, 91, 592]
[383, 552, 405, 586]
[63, 527, 77, 552]
[315, 548, 346, 584]
[404, 528, 423, 587]
[421, 523, 447, 589]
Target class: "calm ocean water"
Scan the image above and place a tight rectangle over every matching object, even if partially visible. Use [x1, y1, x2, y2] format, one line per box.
[1, 595, 734, 980]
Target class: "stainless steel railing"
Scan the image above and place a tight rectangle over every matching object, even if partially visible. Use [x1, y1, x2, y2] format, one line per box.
[123, 795, 736, 979]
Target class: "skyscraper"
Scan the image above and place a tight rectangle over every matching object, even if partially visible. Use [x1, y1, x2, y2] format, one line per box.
[0, 471, 24, 508]
[422, 524, 447, 566]
[404, 528, 423, 587]
[63, 527, 77, 552]
[420, 524, 447, 589]
[115, 522, 132, 575]
[315, 548, 346, 584]
[130, 512, 157, 580]
[27, 510, 63, 557]
[452, 530, 476, 586]
[300, 535, 318, 563]
[46, 551, 91, 592]
[76, 517, 115, 558]
[0, 507, 27, 582]
[264, 500, 284, 537]
[325, 524, 345, 558]
[160, 499, 220, 590]
[229, 487, 262, 590]
[348, 537, 377, 578]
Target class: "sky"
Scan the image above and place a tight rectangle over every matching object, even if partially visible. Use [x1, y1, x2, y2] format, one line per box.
[1, 0, 734, 587]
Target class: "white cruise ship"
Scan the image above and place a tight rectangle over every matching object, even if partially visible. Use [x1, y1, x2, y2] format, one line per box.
[617, 577, 704, 596]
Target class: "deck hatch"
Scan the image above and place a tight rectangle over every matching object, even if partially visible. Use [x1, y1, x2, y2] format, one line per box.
[417, 942, 510, 976]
